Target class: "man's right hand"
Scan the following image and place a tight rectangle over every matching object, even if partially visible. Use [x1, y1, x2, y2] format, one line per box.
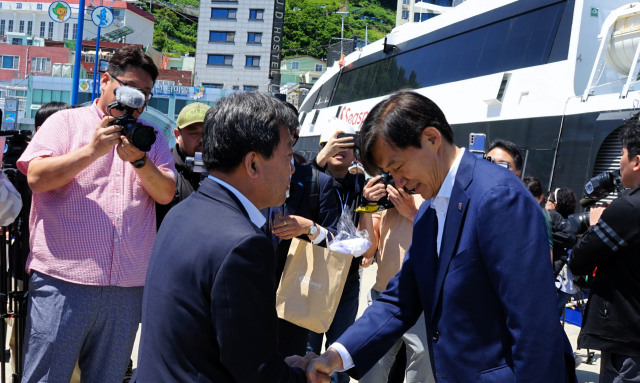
[589, 205, 607, 226]
[363, 175, 386, 202]
[89, 117, 122, 158]
[306, 348, 344, 383]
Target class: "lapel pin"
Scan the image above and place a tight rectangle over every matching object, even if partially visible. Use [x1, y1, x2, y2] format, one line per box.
[457, 203, 462, 211]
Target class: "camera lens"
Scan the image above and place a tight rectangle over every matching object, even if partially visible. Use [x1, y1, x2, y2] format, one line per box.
[568, 211, 591, 236]
[128, 124, 157, 152]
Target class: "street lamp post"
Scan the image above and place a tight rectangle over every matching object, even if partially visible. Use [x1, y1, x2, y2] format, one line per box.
[335, 11, 349, 57]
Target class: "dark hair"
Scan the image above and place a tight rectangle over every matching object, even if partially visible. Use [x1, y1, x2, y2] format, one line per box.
[620, 119, 640, 158]
[554, 188, 577, 219]
[107, 45, 158, 83]
[359, 91, 454, 175]
[283, 101, 299, 118]
[293, 152, 307, 164]
[202, 92, 299, 173]
[488, 139, 523, 171]
[35, 102, 72, 129]
[523, 176, 542, 198]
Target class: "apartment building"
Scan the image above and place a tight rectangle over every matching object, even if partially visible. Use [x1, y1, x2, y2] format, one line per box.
[194, 0, 283, 91]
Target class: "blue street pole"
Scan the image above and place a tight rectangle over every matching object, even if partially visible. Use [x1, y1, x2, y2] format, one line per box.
[71, 0, 86, 105]
[91, 25, 101, 102]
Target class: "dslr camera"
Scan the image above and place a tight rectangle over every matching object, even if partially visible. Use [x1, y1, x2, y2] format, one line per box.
[374, 172, 396, 210]
[106, 86, 157, 152]
[567, 169, 626, 235]
[357, 172, 416, 213]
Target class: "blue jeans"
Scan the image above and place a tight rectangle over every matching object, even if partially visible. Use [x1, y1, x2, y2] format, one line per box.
[308, 278, 360, 383]
[22, 271, 143, 383]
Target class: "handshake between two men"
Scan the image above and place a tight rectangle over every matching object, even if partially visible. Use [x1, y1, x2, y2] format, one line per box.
[284, 349, 342, 383]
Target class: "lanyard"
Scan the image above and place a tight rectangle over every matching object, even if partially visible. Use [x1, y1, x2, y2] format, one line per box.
[337, 190, 350, 211]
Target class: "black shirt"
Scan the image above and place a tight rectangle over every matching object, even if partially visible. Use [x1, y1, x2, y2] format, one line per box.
[156, 145, 202, 229]
[569, 185, 640, 356]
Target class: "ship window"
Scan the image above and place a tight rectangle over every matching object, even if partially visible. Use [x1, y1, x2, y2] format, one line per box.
[475, 19, 511, 77]
[369, 58, 392, 98]
[453, 26, 488, 81]
[522, 3, 565, 67]
[496, 73, 510, 102]
[419, 39, 448, 88]
[381, 56, 402, 95]
[495, 10, 538, 72]
[437, 32, 468, 84]
[330, 1, 566, 106]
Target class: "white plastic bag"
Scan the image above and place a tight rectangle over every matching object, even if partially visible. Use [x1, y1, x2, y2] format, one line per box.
[329, 207, 370, 257]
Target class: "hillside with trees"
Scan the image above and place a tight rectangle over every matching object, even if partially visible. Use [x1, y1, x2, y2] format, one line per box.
[139, 0, 397, 59]
[283, 0, 397, 59]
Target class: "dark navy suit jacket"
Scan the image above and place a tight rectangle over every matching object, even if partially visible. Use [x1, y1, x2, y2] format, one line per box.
[262, 160, 340, 285]
[135, 178, 307, 383]
[336, 150, 576, 382]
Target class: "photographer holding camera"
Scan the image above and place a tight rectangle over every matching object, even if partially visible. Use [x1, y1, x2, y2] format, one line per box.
[156, 102, 210, 228]
[16, 46, 176, 383]
[309, 122, 365, 383]
[569, 121, 640, 382]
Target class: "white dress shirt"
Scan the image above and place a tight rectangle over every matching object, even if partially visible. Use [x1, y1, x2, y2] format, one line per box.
[310, 226, 328, 245]
[208, 175, 266, 228]
[331, 148, 466, 370]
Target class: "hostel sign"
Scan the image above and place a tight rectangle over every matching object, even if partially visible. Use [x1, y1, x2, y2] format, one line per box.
[269, 0, 285, 92]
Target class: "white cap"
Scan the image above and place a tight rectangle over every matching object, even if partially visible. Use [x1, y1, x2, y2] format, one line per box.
[319, 117, 356, 146]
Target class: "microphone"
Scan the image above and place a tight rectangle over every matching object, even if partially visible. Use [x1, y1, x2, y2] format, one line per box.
[114, 86, 146, 109]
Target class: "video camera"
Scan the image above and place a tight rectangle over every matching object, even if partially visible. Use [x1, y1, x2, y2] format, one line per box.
[567, 169, 626, 235]
[106, 86, 157, 152]
[0, 130, 32, 169]
[185, 152, 206, 174]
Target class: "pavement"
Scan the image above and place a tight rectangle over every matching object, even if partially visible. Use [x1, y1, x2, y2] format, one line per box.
[5, 264, 601, 382]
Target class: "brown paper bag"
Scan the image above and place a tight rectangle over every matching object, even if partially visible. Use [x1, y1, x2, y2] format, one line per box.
[275, 237, 352, 333]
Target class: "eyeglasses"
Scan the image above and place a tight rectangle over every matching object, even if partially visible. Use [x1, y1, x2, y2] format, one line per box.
[110, 74, 154, 102]
[292, 133, 299, 147]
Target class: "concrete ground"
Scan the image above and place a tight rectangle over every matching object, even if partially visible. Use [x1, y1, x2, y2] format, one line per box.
[6, 264, 601, 382]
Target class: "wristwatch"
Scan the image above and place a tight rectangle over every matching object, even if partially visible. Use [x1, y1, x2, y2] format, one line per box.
[308, 222, 318, 236]
[131, 154, 147, 169]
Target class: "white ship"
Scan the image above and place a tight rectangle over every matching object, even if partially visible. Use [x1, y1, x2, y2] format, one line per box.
[296, 0, 640, 203]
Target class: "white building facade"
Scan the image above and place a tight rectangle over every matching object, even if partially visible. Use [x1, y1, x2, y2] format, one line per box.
[396, 0, 452, 27]
[0, 0, 154, 47]
[194, 0, 278, 91]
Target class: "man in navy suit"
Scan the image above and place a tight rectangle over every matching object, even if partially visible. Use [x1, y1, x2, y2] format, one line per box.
[135, 92, 327, 383]
[306, 91, 576, 382]
[262, 158, 340, 357]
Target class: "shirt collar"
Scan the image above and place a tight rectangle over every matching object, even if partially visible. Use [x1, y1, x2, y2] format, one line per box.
[93, 98, 105, 119]
[207, 175, 266, 228]
[431, 148, 465, 205]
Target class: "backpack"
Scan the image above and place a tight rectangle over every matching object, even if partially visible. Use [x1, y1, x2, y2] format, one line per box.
[301, 165, 320, 223]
